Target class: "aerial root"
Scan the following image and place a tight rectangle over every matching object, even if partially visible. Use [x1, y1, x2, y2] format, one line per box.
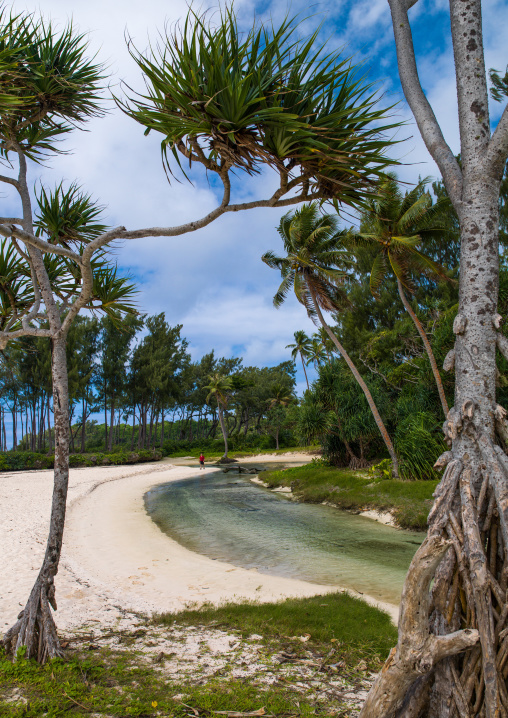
[3, 575, 63, 663]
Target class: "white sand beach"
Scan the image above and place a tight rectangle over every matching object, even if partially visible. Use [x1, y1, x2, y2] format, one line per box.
[0, 459, 398, 637]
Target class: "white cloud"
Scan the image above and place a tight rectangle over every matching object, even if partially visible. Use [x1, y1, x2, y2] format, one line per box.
[4, 0, 508, 399]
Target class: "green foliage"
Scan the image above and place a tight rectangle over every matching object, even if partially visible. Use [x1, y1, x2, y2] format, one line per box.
[395, 412, 447, 480]
[260, 463, 437, 530]
[0, 11, 105, 160]
[0, 448, 162, 471]
[368, 458, 393, 481]
[158, 591, 397, 662]
[122, 9, 399, 205]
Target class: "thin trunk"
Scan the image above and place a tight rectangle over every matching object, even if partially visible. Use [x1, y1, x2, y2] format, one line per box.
[81, 398, 86, 453]
[160, 411, 165, 448]
[47, 395, 52, 452]
[4, 334, 70, 662]
[300, 351, 309, 390]
[309, 288, 399, 478]
[108, 398, 115, 451]
[130, 408, 137, 451]
[275, 427, 279, 451]
[397, 279, 449, 417]
[104, 388, 108, 451]
[218, 403, 228, 458]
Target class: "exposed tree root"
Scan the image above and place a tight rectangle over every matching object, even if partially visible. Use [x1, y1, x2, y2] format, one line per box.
[361, 403, 508, 718]
[348, 456, 370, 470]
[3, 572, 63, 663]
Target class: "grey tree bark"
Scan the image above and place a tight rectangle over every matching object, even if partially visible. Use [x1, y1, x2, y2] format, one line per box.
[360, 0, 508, 715]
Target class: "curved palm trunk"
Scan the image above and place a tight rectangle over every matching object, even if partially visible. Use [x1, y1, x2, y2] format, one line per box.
[397, 279, 449, 417]
[3, 333, 69, 662]
[218, 403, 229, 458]
[308, 287, 399, 478]
[300, 351, 310, 390]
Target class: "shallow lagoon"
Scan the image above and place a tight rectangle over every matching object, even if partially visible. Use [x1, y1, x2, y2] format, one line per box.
[145, 466, 424, 605]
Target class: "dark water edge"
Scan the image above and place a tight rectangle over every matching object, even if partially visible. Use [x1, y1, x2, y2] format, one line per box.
[144, 468, 424, 605]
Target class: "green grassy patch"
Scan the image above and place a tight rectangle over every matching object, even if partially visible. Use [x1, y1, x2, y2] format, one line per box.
[0, 646, 321, 717]
[0, 591, 397, 716]
[259, 464, 437, 530]
[155, 592, 397, 666]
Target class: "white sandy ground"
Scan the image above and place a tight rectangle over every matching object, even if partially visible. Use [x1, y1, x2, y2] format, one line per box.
[0, 457, 398, 641]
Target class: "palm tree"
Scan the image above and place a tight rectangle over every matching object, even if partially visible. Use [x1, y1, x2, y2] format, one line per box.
[205, 373, 233, 460]
[351, 174, 452, 417]
[286, 330, 312, 390]
[316, 326, 335, 363]
[263, 202, 399, 477]
[307, 337, 327, 370]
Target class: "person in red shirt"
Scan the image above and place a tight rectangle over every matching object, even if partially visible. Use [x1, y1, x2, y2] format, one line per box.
[199, 453, 205, 470]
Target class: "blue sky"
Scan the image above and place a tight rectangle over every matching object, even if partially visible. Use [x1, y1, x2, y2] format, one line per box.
[6, 0, 508, 395]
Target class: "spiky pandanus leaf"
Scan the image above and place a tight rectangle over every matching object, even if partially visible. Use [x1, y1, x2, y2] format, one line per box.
[121, 8, 399, 207]
[0, 12, 105, 159]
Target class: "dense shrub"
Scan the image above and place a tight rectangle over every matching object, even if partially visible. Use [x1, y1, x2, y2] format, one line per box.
[0, 449, 163, 472]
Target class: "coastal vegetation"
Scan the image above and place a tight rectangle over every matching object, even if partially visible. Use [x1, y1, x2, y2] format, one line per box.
[259, 463, 437, 530]
[0, 0, 507, 715]
[0, 593, 396, 717]
[0, 5, 399, 664]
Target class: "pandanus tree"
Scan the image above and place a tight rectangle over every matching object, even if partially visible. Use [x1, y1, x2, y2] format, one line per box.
[262, 202, 400, 476]
[360, 1, 508, 716]
[0, 6, 398, 662]
[286, 330, 312, 389]
[350, 173, 452, 417]
[205, 373, 234, 459]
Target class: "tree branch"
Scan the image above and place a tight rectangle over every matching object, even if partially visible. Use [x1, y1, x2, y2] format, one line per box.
[0, 174, 19, 188]
[387, 0, 463, 206]
[486, 102, 508, 180]
[0, 224, 82, 262]
[0, 217, 23, 224]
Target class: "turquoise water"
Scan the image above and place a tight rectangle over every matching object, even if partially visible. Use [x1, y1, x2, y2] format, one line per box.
[144, 470, 424, 604]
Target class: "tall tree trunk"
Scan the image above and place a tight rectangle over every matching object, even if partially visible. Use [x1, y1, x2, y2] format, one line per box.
[12, 405, 17, 451]
[218, 403, 228, 458]
[108, 398, 115, 451]
[361, 0, 508, 715]
[81, 398, 86, 453]
[104, 388, 108, 451]
[308, 287, 399, 477]
[130, 408, 137, 451]
[47, 395, 52, 452]
[160, 411, 165, 448]
[3, 334, 69, 662]
[397, 279, 449, 417]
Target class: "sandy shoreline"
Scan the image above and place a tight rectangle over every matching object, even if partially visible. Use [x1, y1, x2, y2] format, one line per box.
[0, 458, 398, 635]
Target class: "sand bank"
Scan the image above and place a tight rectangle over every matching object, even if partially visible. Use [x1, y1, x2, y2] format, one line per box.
[0, 462, 398, 635]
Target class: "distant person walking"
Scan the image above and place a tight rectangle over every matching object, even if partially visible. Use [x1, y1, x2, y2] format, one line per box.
[199, 453, 205, 470]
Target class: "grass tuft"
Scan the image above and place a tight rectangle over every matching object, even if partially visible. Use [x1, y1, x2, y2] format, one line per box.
[259, 464, 437, 530]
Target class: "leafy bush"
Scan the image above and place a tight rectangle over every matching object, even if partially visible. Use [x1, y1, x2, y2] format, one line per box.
[0, 449, 163, 472]
[394, 412, 446, 480]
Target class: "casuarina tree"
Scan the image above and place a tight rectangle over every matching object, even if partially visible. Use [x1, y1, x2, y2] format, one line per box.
[360, 1, 508, 716]
[0, 6, 399, 662]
